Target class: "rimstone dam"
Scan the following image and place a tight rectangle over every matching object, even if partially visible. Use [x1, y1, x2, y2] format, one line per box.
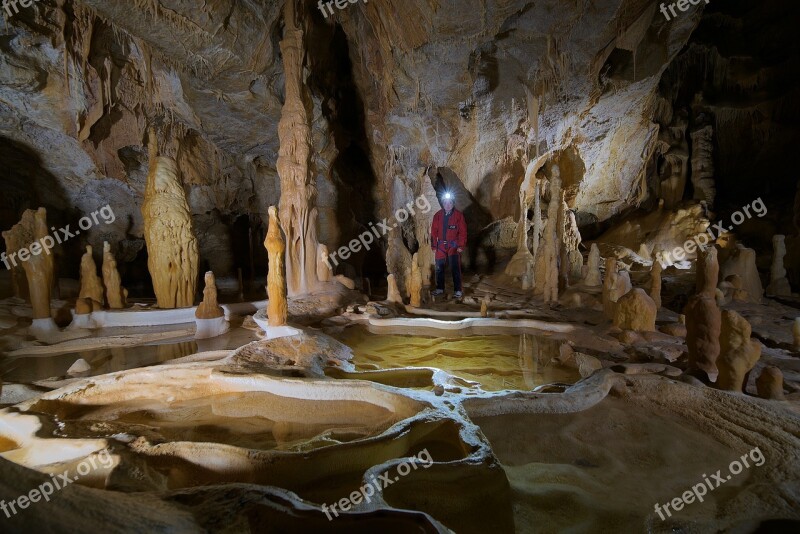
[0, 0, 799, 532]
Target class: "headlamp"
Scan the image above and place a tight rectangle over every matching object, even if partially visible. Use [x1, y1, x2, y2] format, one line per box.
[443, 192, 453, 200]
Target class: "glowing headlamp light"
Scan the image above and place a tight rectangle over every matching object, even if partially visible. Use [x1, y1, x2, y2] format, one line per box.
[443, 192, 453, 200]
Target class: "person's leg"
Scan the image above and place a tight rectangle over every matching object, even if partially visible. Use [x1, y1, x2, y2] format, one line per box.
[435, 258, 446, 291]
[450, 254, 462, 293]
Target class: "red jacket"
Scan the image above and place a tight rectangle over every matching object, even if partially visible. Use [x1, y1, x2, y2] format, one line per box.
[431, 209, 467, 259]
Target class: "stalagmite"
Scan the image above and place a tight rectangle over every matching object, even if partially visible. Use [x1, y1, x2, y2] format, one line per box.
[541, 166, 561, 303]
[196, 272, 224, 319]
[756, 366, 784, 400]
[721, 245, 762, 303]
[387, 274, 403, 304]
[102, 242, 127, 309]
[583, 244, 602, 286]
[79, 245, 104, 310]
[265, 206, 288, 327]
[2, 227, 29, 300]
[766, 235, 791, 296]
[532, 179, 542, 266]
[649, 260, 662, 308]
[2, 208, 55, 329]
[195, 271, 229, 339]
[793, 318, 800, 351]
[717, 310, 761, 392]
[685, 247, 721, 379]
[481, 297, 489, 317]
[506, 161, 539, 280]
[602, 258, 631, 319]
[142, 130, 199, 309]
[409, 254, 423, 307]
[613, 288, 657, 332]
[277, 0, 319, 296]
[317, 244, 332, 282]
[690, 125, 716, 208]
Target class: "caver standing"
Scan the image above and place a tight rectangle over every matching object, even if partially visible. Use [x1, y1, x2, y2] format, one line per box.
[430, 192, 467, 298]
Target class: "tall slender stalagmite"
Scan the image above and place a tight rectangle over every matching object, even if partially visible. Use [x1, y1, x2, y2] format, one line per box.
[277, 0, 318, 296]
[142, 129, 199, 308]
[2, 208, 54, 321]
[266, 206, 288, 327]
[102, 241, 127, 309]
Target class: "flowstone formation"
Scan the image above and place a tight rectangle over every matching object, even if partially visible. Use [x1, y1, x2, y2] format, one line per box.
[142, 132, 199, 309]
[602, 259, 631, 319]
[195, 271, 228, 339]
[409, 253, 423, 308]
[266, 206, 288, 328]
[2, 208, 54, 327]
[102, 242, 127, 309]
[613, 288, 657, 332]
[583, 244, 602, 287]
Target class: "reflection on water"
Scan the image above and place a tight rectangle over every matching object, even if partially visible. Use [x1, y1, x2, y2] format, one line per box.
[0, 327, 259, 383]
[332, 326, 579, 391]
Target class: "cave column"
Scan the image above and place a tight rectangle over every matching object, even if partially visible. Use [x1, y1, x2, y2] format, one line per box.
[277, 0, 319, 296]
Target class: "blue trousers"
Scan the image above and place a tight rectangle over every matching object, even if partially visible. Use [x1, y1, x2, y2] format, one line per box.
[435, 255, 462, 292]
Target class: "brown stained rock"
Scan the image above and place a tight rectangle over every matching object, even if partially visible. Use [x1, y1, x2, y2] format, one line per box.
[717, 310, 762, 392]
[102, 241, 127, 309]
[265, 206, 288, 327]
[74, 297, 93, 316]
[196, 272, 225, 319]
[756, 366, 785, 400]
[659, 323, 687, 338]
[387, 274, 403, 305]
[613, 289, 657, 332]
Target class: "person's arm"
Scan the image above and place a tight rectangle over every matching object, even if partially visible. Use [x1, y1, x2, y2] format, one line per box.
[457, 212, 467, 252]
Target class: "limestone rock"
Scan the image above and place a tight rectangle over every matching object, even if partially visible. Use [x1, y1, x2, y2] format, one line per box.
[334, 275, 356, 290]
[66, 358, 92, 377]
[196, 272, 225, 319]
[756, 366, 784, 400]
[102, 242, 127, 309]
[265, 206, 288, 327]
[717, 310, 761, 392]
[697, 247, 719, 298]
[142, 131, 199, 309]
[613, 289, 657, 332]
